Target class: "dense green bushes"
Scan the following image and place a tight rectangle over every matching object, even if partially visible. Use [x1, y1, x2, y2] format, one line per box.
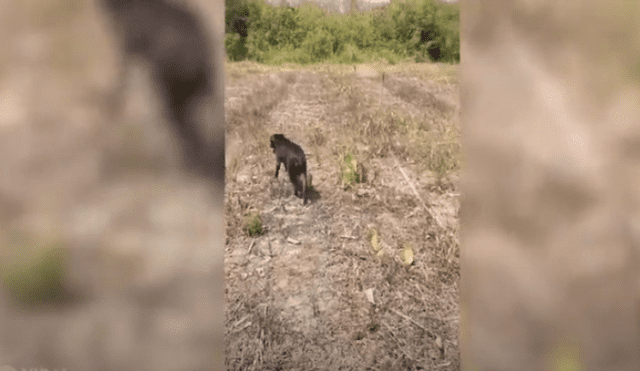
[225, 0, 459, 64]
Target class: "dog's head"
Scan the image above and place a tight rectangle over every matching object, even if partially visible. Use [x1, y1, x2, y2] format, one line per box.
[270, 134, 286, 151]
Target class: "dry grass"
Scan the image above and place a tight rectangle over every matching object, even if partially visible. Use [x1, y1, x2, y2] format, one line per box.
[225, 61, 460, 370]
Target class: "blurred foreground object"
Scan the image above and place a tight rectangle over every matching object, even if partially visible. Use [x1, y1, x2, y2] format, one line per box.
[460, 1, 640, 369]
[101, 0, 225, 188]
[0, 0, 225, 370]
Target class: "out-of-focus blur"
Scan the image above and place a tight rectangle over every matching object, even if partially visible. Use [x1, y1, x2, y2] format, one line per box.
[460, 0, 640, 369]
[0, 0, 225, 370]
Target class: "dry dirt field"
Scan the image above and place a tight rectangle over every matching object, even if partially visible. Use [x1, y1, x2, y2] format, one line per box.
[225, 61, 461, 370]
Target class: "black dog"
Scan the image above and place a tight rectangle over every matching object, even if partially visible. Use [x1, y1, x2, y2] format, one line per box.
[270, 134, 308, 205]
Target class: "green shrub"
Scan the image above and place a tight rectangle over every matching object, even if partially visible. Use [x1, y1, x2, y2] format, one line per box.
[225, 0, 459, 64]
[226, 33, 248, 61]
[302, 27, 335, 60]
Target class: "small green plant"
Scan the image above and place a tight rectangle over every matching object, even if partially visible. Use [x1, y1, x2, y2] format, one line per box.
[243, 211, 265, 236]
[340, 152, 365, 189]
[1, 233, 68, 307]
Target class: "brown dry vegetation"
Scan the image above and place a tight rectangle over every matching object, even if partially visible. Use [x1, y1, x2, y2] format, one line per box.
[225, 61, 460, 370]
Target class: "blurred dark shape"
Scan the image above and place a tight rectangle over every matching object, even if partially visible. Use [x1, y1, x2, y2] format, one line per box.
[224, 0, 250, 38]
[101, 0, 224, 187]
[229, 15, 249, 38]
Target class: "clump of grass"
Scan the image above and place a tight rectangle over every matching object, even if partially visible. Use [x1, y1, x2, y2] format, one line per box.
[358, 112, 405, 158]
[417, 122, 461, 178]
[243, 211, 265, 236]
[340, 152, 365, 189]
[366, 109, 460, 179]
[1, 232, 68, 307]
